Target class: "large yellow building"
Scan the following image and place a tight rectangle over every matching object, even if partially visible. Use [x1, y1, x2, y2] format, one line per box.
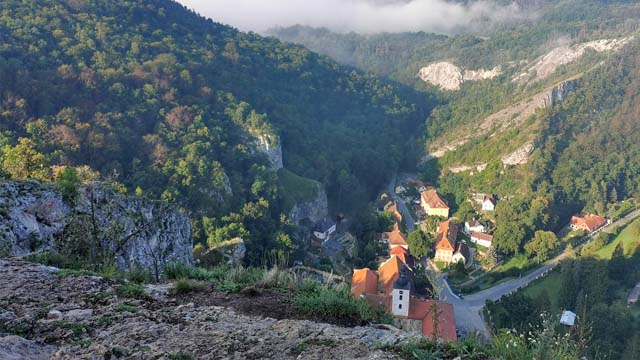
[420, 189, 450, 218]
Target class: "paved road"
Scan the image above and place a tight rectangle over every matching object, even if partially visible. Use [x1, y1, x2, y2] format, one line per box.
[432, 208, 640, 339]
[387, 174, 416, 232]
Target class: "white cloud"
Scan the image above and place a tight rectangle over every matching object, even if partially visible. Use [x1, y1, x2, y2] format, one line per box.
[176, 0, 528, 34]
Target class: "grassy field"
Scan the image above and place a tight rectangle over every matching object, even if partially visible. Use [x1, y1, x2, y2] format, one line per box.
[597, 219, 640, 259]
[497, 254, 530, 272]
[522, 271, 562, 313]
[277, 169, 320, 212]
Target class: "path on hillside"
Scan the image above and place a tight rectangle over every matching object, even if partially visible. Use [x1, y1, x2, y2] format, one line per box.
[433, 208, 640, 339]
[387, 174, 416, 232]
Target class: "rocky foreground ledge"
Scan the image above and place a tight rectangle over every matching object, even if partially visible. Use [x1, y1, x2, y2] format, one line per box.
[0, 259, 418, 359]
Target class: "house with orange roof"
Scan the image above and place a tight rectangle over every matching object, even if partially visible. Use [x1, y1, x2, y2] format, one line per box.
[420, 189, 450, 218]
[433, 220, 458, 263]
[351, 268, 379, 297]
[390, 246, 414, 268]
[384, 226, 409, 250]
[351, 244, 458, 341]
[570, 213, 608, 233]
[364, 266, 457, 341]
[377, 255, 411, 294]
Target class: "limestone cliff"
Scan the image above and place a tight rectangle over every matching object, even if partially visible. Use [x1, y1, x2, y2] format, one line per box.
[0, 181, 192, 273]
[418, 62, 501, 91]
[288, 182, 329, 226]
[255, 134, 284, 170]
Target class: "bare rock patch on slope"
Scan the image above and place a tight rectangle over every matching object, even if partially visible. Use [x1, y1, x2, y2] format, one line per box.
[418, 62, 501, 91]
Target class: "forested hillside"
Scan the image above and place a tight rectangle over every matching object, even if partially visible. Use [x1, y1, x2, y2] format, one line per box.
[0, 0, 428, 263]
[273, 0, 640, 255]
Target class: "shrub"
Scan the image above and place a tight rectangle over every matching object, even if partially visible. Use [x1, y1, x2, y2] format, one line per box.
[168, 353, 193, 360]
[164, 262, 226, 282]
[126, 267, 152, 284]
[27, 252, 79, 269]
[115, 304, 139, 313]
[218, 266, 265, 293]
[293, 281, 391, 325]
[117, 283, 147, 300]
[258, 266, 297, 289]
[173, 279, 208, 294]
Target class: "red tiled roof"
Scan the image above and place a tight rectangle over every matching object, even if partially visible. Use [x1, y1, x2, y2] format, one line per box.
[400, 299, 457, 341]
[421, 189, 449, 210]
[436, 220, 458, 251]
[378, 256, 404, 294]
[351, 268, 379, 297]
[385, 229, 408, 248]
[570, 214, 607, 232]
[390, 246, 414, 267]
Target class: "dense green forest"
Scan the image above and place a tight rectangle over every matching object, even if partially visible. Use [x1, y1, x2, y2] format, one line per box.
[0, 0, 429, 264]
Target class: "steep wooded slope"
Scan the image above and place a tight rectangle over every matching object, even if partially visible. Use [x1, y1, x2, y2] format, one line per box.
[0, 0, 428, 262]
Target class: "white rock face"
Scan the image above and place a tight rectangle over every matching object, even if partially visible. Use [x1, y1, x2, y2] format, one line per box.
[449, 163, 488, 174]
[0, 181, 193, 274]
[502, 142, 536, 165]
[418, 62, 501, 91]
[256, 134, 284, 170]
[513, 37, 632, 84]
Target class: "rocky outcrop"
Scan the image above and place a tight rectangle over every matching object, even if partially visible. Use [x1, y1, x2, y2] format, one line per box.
[502, 142, 536, 165]
[209, 237, 246, 266]
[418, 62, 501, 91]
[542, 79, 578, 107]
[0, 259, 415, 359]
[513, 37, 632, 84]
[449, 163, 488, 174]
[256, 134, 284, 170]
[288, 183, 329, 226]
[0, 181, 192, 273]
[0, 335, 55, 360]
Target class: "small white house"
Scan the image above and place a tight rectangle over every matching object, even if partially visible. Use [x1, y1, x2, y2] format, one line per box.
[470, 232, 493, 248]
[464, 220, 486, 234]
[482, 194, 496, 211]
[313, 217, 337, 240]
[560, 310, 576, 326]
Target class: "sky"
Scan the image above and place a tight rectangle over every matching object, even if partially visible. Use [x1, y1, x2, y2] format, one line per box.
[176, 0, 528, 34]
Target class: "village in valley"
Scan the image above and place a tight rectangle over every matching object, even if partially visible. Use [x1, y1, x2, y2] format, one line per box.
[304, 173, 618, 341]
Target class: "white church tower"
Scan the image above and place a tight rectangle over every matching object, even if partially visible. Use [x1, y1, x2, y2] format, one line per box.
[391, 266, 411, 316]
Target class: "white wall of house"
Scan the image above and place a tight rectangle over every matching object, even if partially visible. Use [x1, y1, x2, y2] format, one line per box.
[452, 253, 466, 265]
[391, 288, 410, 316]
[482, 200, 495, 211]
[464, 222, 485, 234]
[470, 236, 492, 248]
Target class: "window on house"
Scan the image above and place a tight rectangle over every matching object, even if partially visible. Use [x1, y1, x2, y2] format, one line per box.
[399, 290, 403, 295]
[399, 295, 403, 300]
[398, 304, 402, 309]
